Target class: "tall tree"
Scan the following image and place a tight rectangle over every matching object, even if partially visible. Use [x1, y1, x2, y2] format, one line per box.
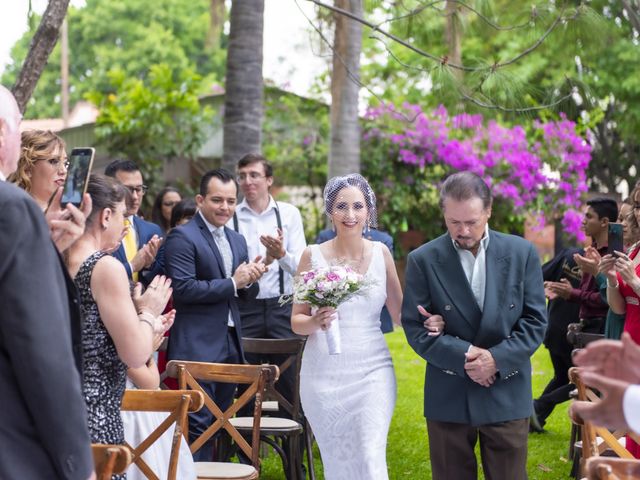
[222, 0, 265, 170]
[3, 0, 220, 119]
[11, 0, 70, 113]
[328, 0, 363, 177]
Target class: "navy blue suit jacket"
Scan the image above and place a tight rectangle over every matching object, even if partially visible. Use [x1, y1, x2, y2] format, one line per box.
[112, 215, 164, 286]
[402, 230, 547, 425]
[164, 213, 258, 363]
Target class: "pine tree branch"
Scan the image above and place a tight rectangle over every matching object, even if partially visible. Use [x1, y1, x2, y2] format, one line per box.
[373, 0, 534, 33]
[307, 0, 569, 72]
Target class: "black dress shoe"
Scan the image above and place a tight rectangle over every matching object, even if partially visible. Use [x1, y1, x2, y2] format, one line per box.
[529, 413, 545, 433]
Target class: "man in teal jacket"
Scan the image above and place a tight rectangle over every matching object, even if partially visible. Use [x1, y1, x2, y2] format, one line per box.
[402, 171, 547, 480]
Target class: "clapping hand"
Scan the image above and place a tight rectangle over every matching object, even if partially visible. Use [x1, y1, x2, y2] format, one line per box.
[465, 346, 497, 387]
[544, 278, 573, 300]
[572, 332, 640, 384]
[131, 235, 163, 272]
[417, 305, 444, 336]
[569, 371, 630, 431]
[233, 256, 267, 288]
[46, 188, 92, 253]
[260, 228, 285, 262]
[153, 309, 175, 343]
[574, 247, 601, 276]
[133, 275, 173, 318]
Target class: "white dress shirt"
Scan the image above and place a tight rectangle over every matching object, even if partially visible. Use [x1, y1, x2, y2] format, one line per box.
[624, 384, 640, 435]
[452, 224, 490, 311]
[230, 196, 306, 299]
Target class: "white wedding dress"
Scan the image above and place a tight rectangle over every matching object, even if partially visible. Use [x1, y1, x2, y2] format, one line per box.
[300, 242, 397, 479]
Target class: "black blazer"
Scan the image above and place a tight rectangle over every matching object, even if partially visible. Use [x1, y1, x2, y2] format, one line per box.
[165, 213, 259, 363]
[0, 181, 92, 479]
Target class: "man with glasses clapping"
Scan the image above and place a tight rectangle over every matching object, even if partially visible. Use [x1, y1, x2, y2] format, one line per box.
[105, 159, 164, 286]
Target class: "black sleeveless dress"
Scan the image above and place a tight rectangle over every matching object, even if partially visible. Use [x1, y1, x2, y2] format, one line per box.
[76, 251, 127, 457]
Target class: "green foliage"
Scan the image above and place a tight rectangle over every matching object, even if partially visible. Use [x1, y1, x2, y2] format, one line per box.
[262, 89, 330, 240]
[87, 64, 212, 212]
[2, 0, 225, 119]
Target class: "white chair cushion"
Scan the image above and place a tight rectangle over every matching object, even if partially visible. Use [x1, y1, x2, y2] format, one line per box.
[229, 416, 300, 430]
[261, 400, 279, 412]
[195, 461, 257, 479]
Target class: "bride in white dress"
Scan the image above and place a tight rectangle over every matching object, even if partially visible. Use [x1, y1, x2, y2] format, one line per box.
[292, 174, 403, 479]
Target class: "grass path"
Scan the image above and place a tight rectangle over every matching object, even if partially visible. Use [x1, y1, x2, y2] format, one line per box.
[261, 328, 572, 479]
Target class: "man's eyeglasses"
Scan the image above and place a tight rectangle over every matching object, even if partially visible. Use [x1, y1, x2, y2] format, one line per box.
[236, 172, 266, 182]
[42, 158, 70, 170]
[125, 185, 148, 195]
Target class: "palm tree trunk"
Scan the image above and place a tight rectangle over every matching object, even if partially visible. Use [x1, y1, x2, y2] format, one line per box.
[12, 0, 71, 114]
[328, 0, 363, 178]
[222, 0, 264, 171]
[205, 0, 225, 51]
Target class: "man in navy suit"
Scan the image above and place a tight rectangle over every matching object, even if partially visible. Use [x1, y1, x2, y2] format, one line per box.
[316, 227, 396, 333]
[402, 171, 547, 480]
[165, 168, 266, 461]
[105, 159, 163, 286]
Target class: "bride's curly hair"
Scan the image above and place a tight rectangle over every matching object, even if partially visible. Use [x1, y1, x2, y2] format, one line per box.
[7, 130, 66, 192]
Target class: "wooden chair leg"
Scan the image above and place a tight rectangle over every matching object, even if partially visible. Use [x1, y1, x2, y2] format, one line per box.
[304, 418, 316, 480]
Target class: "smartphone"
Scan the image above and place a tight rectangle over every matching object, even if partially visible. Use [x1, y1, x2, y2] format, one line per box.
[608, 222, 624, 255]
[61, 147, 95, 207]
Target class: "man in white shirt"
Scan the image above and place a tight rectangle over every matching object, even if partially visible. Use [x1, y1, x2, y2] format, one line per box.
[230, 153, 307, 409]
[570, 332, 640, 434]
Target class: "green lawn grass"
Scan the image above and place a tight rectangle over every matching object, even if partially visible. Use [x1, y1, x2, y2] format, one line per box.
[259, 329, 572, 479]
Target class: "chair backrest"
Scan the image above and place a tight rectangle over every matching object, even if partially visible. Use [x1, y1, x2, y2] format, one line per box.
[165, 360, 278, 468]
[92, 444, 132, 480]
[586, 457, 640, 479]
[567, 323, 604, 349]
[121, 389, 204, 480]
[241, 337, 305, 420]
[569, 368, 640, 477]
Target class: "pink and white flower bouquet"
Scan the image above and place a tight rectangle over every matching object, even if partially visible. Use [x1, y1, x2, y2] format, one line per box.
[282, 265, 367, 354]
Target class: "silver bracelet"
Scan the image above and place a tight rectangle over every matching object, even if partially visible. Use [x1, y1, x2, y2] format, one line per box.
[138, 311, 156, 330]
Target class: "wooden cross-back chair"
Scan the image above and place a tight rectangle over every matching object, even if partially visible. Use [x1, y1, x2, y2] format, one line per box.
[121, 389, 204, 480]
[232, 337, 312, 480]
[165, 360, 279, 480]
[569, 367, 640, 479]
[92, 444, 132, 480]
[585, 457, 640, 479]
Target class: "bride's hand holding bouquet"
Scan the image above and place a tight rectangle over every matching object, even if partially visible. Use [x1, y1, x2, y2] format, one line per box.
[284, 264, 368, 354]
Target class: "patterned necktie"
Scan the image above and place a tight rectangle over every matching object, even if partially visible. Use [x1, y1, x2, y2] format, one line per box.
[123, 218, 139, 282]
[213, 228, 233, 278]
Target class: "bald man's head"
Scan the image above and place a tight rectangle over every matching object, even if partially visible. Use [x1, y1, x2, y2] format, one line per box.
[0, 85, 22, 177]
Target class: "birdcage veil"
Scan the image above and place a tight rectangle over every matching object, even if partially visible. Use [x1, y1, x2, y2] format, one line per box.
[323, 173, 378, 229]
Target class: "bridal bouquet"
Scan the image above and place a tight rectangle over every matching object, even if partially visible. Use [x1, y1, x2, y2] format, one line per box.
[282, 265, 368, 354]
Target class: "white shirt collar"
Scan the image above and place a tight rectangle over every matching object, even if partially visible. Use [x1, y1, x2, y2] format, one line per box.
[238, 195, 277, 216]
[451, 224, 490, 253]
[0, 171, 5, 181]
[198, 210, 224, 233]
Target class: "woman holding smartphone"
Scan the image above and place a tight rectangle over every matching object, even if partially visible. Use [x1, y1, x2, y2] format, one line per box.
[8, 130, 68, 210]
[600, 185, 640, 458]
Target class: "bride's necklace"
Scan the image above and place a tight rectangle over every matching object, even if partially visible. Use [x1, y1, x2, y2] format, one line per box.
[334, 239, 366, 272]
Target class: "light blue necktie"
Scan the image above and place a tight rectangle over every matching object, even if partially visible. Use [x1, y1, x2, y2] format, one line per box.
[213, 228, 233, 277]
